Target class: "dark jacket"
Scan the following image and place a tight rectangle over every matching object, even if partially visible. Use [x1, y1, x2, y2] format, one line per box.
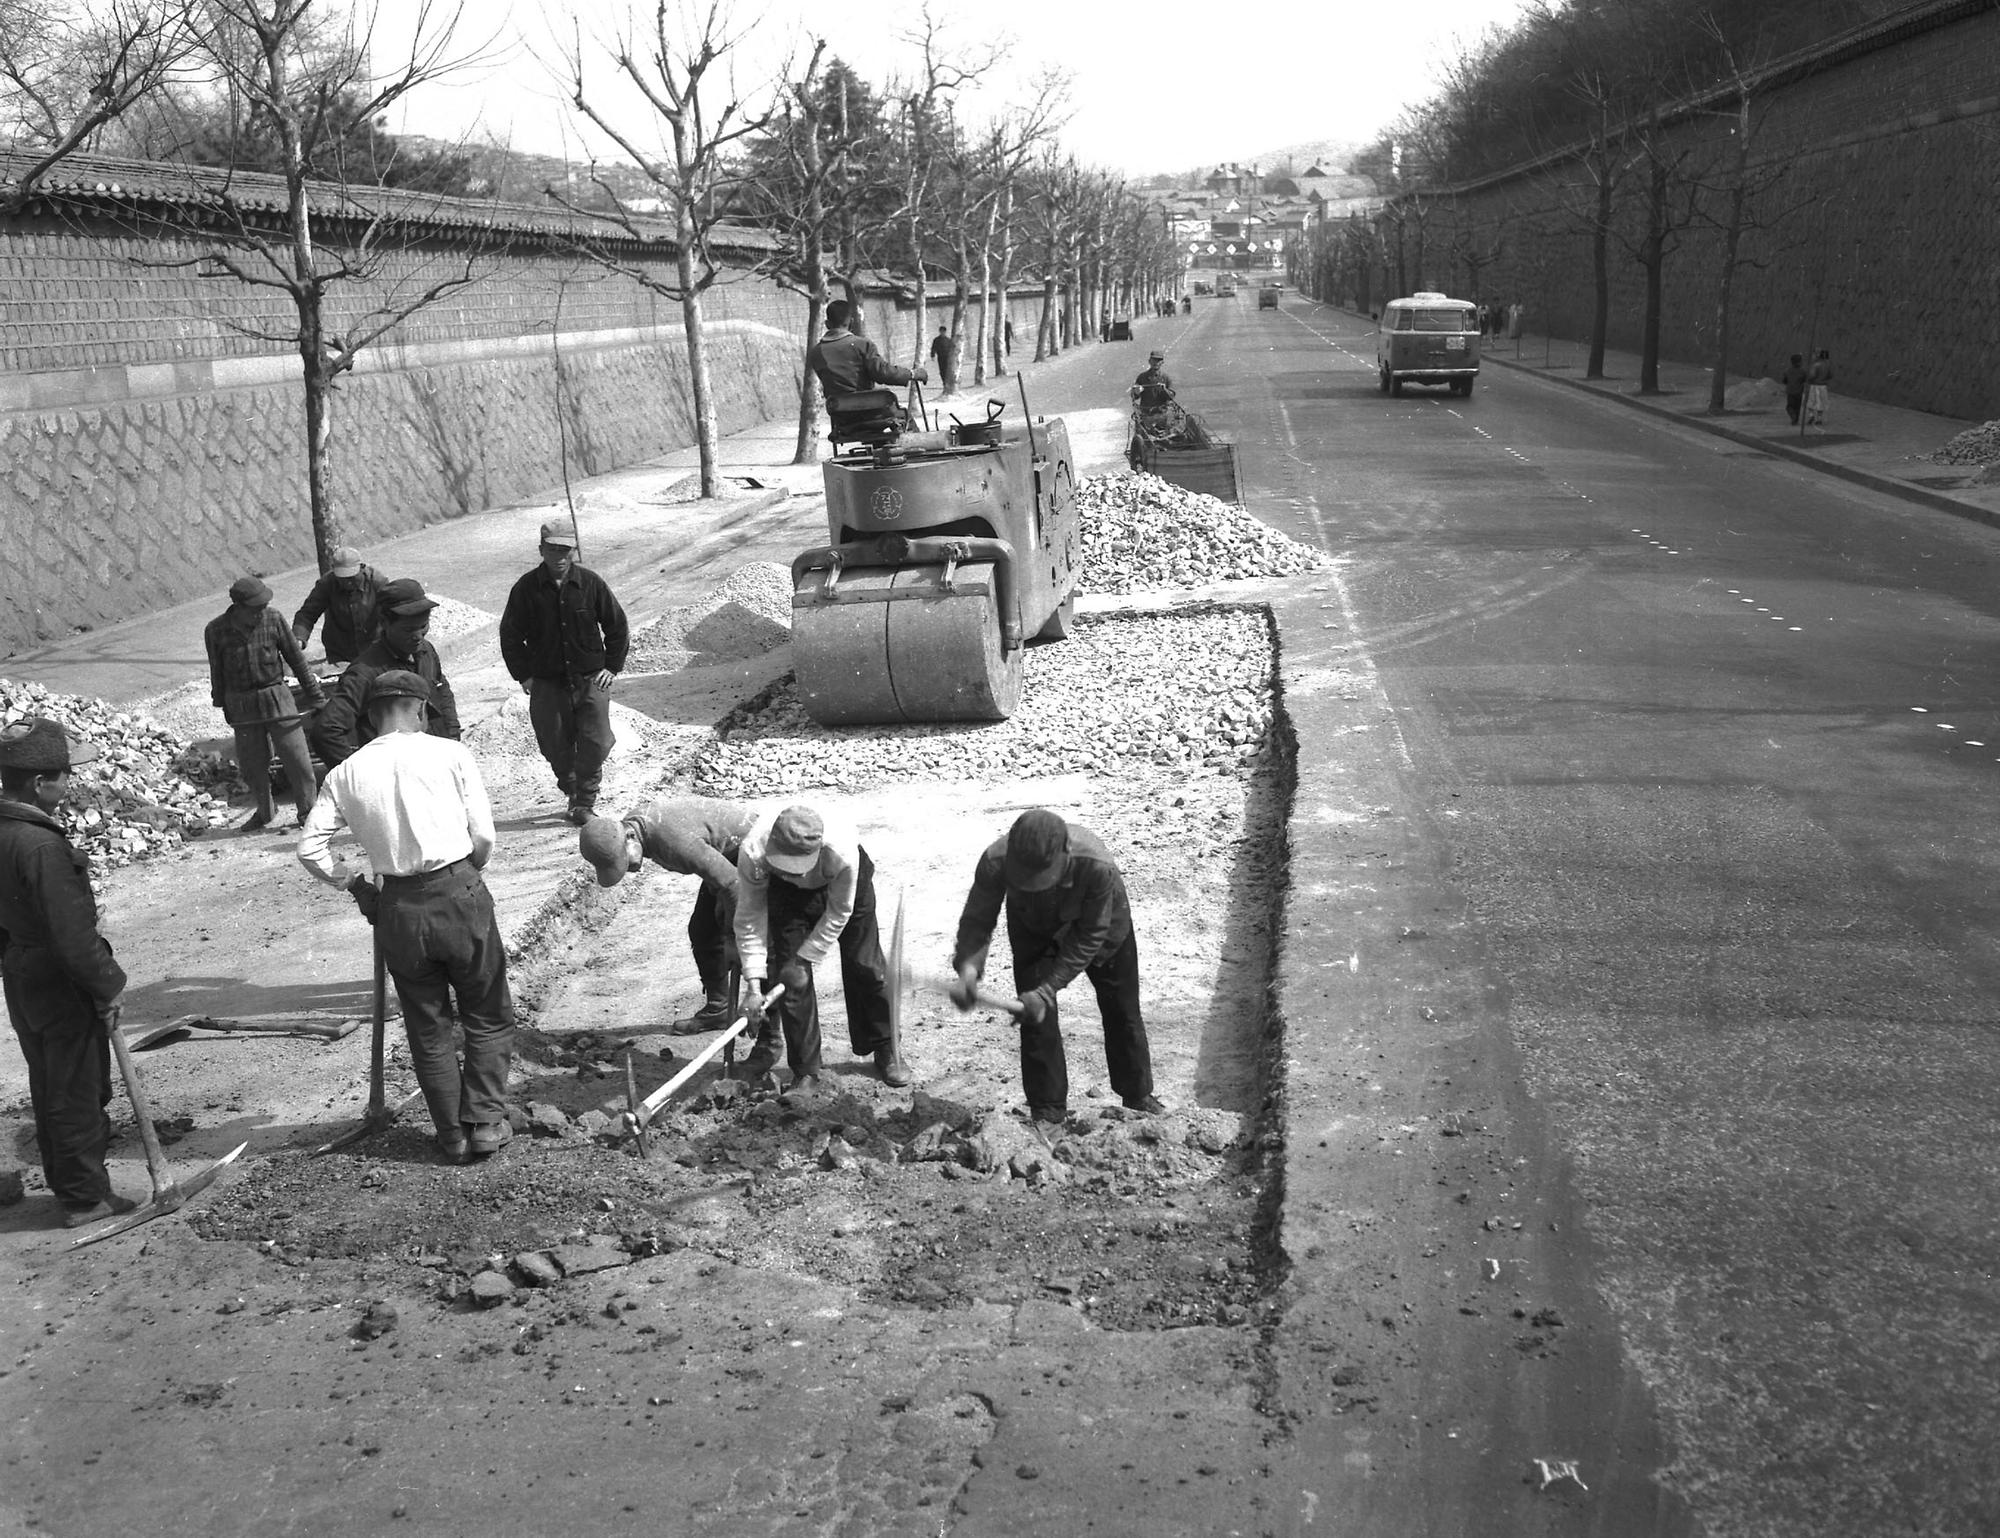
[311, 636, 462, 765]
[0, 799, 126, 1013]
[633, 796, 756, 889]
[808, 329, 918, 399]
[952, 825, 1133, 999]
[1134, 365, 1175, 412]
[291, 565, 383, 664]
[498, 563, 630, 682]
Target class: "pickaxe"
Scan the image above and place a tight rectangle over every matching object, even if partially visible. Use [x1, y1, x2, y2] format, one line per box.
[128, 1013, 361, 1051]
[621, 984, 784, 1143]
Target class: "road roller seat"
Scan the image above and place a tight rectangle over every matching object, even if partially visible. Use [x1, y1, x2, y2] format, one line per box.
[826, 389, 906, 449]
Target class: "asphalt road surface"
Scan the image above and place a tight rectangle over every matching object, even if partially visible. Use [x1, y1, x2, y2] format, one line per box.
[1032, 296, 2000, 1535]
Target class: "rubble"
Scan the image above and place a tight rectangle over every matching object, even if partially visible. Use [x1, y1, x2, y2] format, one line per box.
[1074, 473, 1332, 593]
[0, 679, 235, 873]
[1931, 419, 2000, 466]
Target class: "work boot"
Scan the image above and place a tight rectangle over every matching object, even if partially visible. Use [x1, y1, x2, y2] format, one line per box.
[61, 1194, 138, 1229]
[1029, 1104, 1066, 1128]
[435, 1130, 469, 1164]
[672, 998, 733, 1036]
[467, 1121, 514, 1157]
[873, 1047, 912, 1088]
[566, 801, 593, 827]
[1122, 1094, 1166, 1115]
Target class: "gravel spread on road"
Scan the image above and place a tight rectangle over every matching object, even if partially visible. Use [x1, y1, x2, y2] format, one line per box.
[1075, 473, 1331, 593]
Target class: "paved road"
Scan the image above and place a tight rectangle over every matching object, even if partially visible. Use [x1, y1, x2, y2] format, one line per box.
[1151, 294, 2000, 1535]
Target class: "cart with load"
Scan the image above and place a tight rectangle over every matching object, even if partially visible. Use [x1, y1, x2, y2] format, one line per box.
[1126, 402, 1241, 504]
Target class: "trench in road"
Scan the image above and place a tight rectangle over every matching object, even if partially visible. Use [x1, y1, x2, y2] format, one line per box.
[1213, 298, 2000, 1536]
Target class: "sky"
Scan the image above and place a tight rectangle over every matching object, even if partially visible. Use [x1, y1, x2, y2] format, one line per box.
[384, 0, 1542, 177]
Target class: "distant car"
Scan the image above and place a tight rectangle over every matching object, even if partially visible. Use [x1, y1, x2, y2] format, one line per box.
[1258, 285, 1281, 310]
[1216, 281, 1237, 298]
[1193, 281, 1213, 296]
[1108, 317, 1134, 340]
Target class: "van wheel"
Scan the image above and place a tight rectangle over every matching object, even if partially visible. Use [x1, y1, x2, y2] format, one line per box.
[1389, 377, 1404, 397]
[1378, 365, 1390, 395]
[1461, 377, 1475, 397]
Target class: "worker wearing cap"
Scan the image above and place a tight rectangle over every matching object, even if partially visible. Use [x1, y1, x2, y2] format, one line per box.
[734, 803, 905, 1091]
[0, 718, 137, 1227]
[291, 545, 382, 665]
[498, 520, 629, 826]
[807, 299, 928, 402]
[204, 575, 326, 829]
[950, 809, 1162, 1125]
[578, 797, 756, 1034]
[1133, 350, 1175, 412]
[311, 577, 462, 767]
[298, 670, 514, 1161]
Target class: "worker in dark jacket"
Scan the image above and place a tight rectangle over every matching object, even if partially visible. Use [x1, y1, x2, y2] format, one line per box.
[312, 578, 461, 767]
[0, 718, 135, 1227]
[578, 796, 756, 1033]
[807, 299, 928, 401]
[204, 575, 326, 829]
[951, 809, 1162, 1124]
[1132, 350, 1175, 411]
[497, 519, 629, 825]
[291, 545, 382, 664]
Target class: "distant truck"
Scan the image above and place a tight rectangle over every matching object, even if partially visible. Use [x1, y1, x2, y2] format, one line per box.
[1258, 284, 1281, 310]
[1215, 279, 1237, 298]
[1376, 291, 1481, 396]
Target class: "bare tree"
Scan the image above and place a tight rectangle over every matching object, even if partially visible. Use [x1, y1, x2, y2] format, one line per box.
[556, 0, 776, 499]
[0, 0, 194, 210]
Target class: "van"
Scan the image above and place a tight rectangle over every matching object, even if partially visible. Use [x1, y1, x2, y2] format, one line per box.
[1258, 285, 1281, 310]
[1376, 292, 1480, 397]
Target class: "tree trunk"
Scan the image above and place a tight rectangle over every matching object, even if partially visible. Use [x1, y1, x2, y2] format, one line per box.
[793, 286, 825, 466]
[991, 185, 1016, 378]
[1587, 163, 1612, 379]
[1639, 157, 1666, 394]
[677, 199, 720, 497]
[1708, 100, 1752, 416]
[301, 333, 338, 567]
[973, 195, 999, 387]
[1036, 274, 1057, 360]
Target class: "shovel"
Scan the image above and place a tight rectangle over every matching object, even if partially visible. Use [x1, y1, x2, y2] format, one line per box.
[311, 927, 421, 1156]
[887, 888, 907, 1067]
[70, 1004, 248, 1248]
[127, 1013, 361, 1051]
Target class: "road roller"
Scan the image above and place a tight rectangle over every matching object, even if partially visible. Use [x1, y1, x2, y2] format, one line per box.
[791, 393, 1080, 725]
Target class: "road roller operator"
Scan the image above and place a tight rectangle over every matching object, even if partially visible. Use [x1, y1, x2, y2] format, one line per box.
[807, 300, 929, 401]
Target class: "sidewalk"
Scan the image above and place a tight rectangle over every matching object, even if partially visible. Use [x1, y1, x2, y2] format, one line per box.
[1482, 331, 2000, 526]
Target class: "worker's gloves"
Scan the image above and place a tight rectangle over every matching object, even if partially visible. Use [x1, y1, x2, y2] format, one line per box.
[1018, 988, 1052, 1025]
[949, 963, 979, 1011]
[776, 961, 809, 995]
[346, 875, 380, 925]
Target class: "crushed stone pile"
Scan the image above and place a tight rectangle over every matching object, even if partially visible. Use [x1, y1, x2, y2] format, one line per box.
[1075, 473, 1331, 593]
[626, 563, 793, 673]
[694, 608, 1272, 798]
[1932, 420, 2000, 466]
[0, 680, 234, 871]
[420, 595, 494, 648]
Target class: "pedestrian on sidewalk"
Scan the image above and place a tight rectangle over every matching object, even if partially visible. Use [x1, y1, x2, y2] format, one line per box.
[734, 803, 906, 1092]
[0, 718, 137, 1228]
[1782, 354, 1808, 425]
[298, 669, 515, 1162]
[1805, 349, 1833, 429]
[929, 325, 958, 395]
[498, 519, 629, 826]
[290, 545, 382, 665]
[1004, 317, 1015, 356]
[949, 809, 1162, 1126]
[312, 578, 461, 767]
[578, 796, 755, 1035]
[204, 575, 325, 830]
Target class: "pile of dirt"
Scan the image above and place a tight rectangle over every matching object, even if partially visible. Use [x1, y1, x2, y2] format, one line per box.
[1075, 474, 1331, 593]
[1932, 419, 2000, 466]
[624, 563, 793, 673]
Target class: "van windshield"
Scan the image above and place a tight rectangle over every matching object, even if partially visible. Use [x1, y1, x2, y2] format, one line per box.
[1399, 308, 1473, 332]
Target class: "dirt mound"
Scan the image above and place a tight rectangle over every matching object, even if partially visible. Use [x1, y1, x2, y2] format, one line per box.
[1932, 419, 2000, 466]
[1075, 473, 1331, 593]
[626, 562, 793, 673]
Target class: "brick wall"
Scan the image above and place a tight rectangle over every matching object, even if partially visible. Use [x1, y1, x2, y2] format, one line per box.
[1357, 4, 2000, 420]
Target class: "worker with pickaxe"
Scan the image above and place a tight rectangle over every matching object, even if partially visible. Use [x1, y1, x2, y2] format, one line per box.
[734, 803, 907, 1092]
[297, 670, 515, 1162]
[950, 809, 1164, 1128]
[576, 797, 755, 1033]
[0, 718, 137, 1227]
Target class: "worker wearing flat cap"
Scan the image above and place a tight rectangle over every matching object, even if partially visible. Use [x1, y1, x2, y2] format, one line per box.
[498, 519, 629, 827]
[951, 809, 1162, 1125]
[1133, 350, 1175, 412]
[579, 797, 756, 1034]
[734, 802, 905, 1091]
[311, 577, 462, 767]
[0, 719, 137, 1227]
[203, 575, 326, 829]
[298, 670, 515, 1162]
[291, 545, 383, 665]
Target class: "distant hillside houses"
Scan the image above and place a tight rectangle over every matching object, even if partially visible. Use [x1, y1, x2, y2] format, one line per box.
[1152, 161, 1382, 272]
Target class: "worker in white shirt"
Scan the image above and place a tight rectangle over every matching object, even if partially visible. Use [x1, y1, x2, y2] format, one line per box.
[297, 669, 515, 1161]
[734, 802, 905, 1092]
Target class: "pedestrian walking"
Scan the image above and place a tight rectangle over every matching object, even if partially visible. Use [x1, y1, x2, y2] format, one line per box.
[578, 796, 756, 1034]
[204, 575, 325, 829]
[290, 545, 383, 664]
[298, 669, 515, 1162]
[312, 577, 461, 767]
[0, 718, 136, 1227]
[498, 519, 629, 825]
[1004, 318, 1015, 356]
[1782, 353, 1808, 426]
[734, 803, 906, 1091]
[1805, 349, 1833, 429]
[949, 809, 1162, 1125]
[929, 325, 958, 395]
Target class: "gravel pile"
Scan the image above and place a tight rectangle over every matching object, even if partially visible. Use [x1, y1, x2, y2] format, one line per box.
[1076, 474, 1330, 594]
[423, 595, 494, 648]
[626, 563, 793, 673]
[1932, 420, 2000, 466]
[0, 679, 234, 870]
[693, 608, 1272, 797]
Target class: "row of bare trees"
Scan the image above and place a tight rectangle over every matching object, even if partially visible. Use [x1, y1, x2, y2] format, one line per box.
[2, 0, 1183, 558]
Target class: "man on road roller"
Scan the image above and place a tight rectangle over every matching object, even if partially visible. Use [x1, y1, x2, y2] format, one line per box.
[578, 797, 755, 1035]
[950, 809, 1163, 1125]
[298, 669, 516, 1162]
[808, 300, 928, 442]
[734, 802, 908, 1091]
